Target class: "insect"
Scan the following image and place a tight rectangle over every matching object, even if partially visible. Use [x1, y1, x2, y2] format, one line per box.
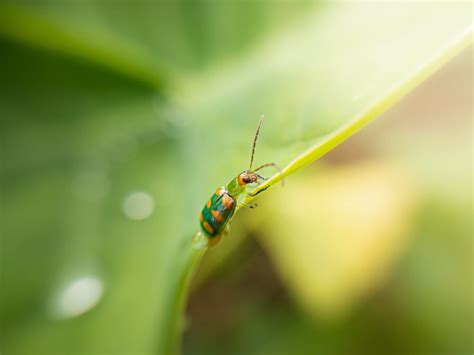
[199, 115, 280, 247]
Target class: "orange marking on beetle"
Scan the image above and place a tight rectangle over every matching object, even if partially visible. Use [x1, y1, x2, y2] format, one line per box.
[215, 187, 225, 196]
[206, 199, 211, 208]
[237, 175, 245, 185]
[222, 194, 234, 208]
[203, 221, 215, 235]
[199, 213, 203, 222]
[211, 210, 224, 222]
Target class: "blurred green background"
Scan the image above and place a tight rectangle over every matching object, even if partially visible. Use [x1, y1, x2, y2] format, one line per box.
[186, 45, 473, 355]
[1, 2, 472, 355]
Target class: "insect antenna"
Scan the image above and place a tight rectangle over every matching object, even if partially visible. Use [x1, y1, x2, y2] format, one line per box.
[249, 114, 264, 171]
[252, 162, 285, 186]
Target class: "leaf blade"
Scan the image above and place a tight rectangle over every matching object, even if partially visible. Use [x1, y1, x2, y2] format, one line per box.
[241, 26, 473, 207]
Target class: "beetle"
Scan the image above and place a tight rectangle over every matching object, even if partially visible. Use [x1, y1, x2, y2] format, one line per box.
[199, 115, 280, 247]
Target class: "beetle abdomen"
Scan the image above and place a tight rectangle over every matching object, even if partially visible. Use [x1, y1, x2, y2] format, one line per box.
[199, 187, 236, 238]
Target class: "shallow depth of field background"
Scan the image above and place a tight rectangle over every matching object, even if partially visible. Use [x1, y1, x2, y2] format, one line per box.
[185, 46, 473, 354]
[1, 2, 472, 355]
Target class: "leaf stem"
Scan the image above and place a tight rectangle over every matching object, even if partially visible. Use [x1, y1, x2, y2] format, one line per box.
[155, 241, 206, 355]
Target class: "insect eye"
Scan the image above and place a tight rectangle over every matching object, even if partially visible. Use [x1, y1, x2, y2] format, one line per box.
[244, 174, 258, 183]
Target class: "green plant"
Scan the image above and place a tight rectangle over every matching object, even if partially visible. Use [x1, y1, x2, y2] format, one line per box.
[1, 2, 471, 354]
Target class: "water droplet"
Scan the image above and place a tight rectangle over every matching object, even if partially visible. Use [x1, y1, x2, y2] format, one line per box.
[122, 192, 155, 220]
[193, 231, 209, 250]
[55, 276, 103, 318]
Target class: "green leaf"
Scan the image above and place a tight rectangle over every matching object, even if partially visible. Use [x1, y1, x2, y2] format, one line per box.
[242, 24, 472, 204]
[1, 2, 471, 355]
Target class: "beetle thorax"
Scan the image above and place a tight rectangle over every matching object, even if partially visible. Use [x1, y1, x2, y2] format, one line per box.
[226, 170, 256, 197]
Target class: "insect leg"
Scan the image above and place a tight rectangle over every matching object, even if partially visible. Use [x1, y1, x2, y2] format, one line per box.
[252, 162, 281, 173]
[247, 185, 269, 197]
[252, 162, 284, 186]
[238, 201, 258, 209]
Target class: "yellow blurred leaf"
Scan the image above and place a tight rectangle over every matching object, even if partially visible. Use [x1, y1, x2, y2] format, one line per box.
[258, 162, 419, 318]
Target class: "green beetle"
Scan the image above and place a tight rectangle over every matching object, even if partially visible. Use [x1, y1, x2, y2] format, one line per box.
[199, 115, 280, 246]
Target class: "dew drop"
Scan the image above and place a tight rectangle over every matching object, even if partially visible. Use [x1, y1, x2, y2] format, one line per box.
[55, 276, 103, 318]
[122, 192, 155, 220]
[192, 231, 209, 250]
